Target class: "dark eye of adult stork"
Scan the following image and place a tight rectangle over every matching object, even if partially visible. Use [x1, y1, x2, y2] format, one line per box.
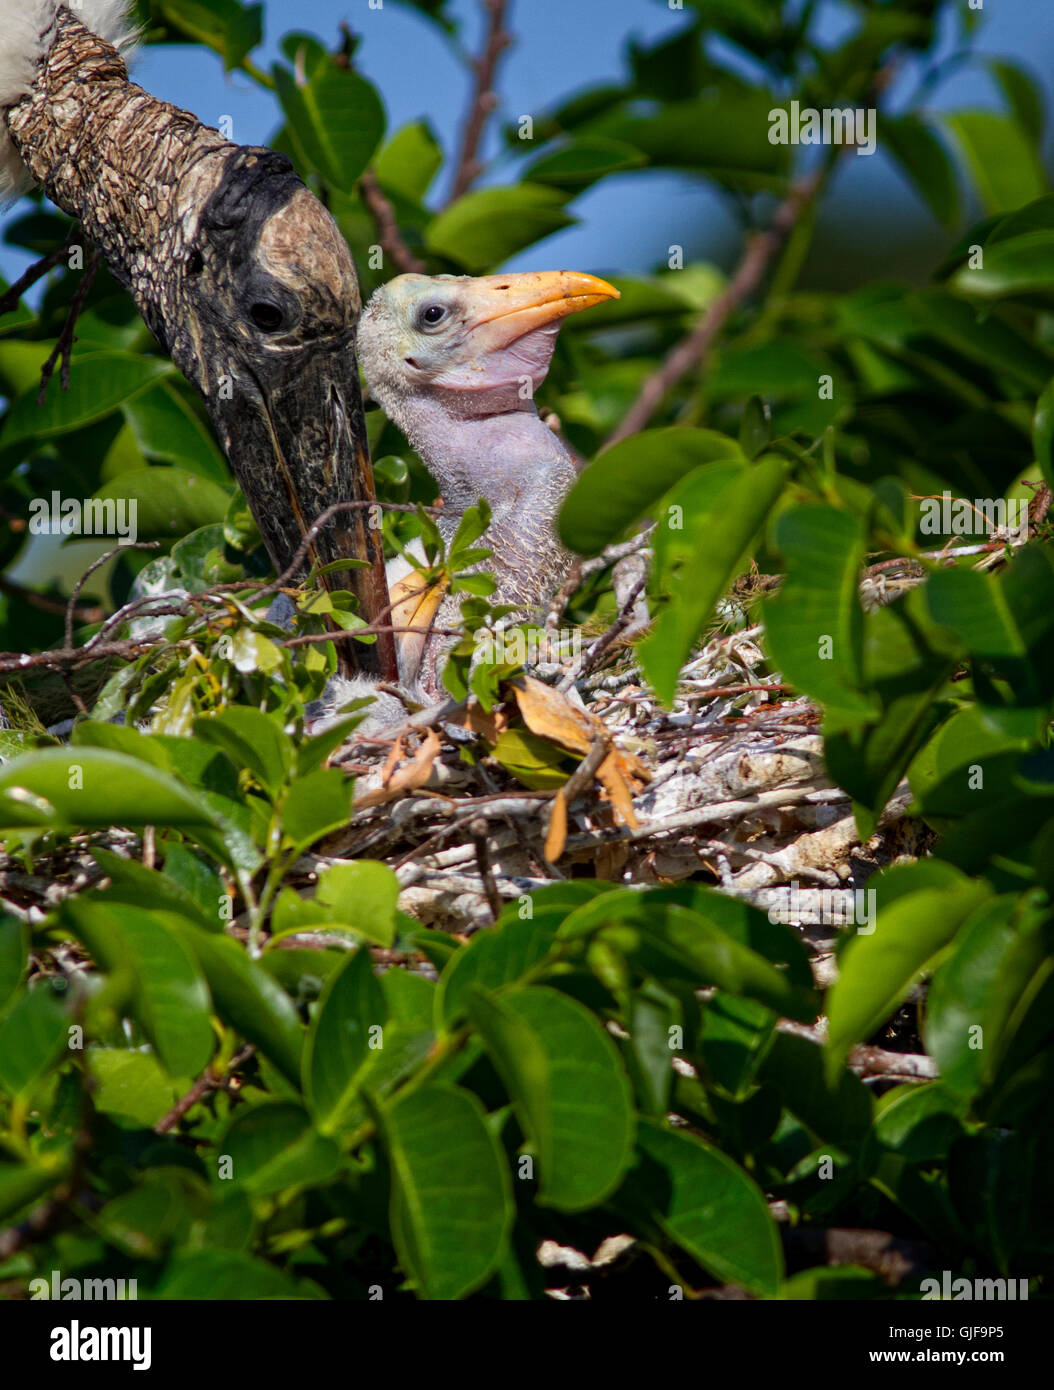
[249, 300, 287, 332]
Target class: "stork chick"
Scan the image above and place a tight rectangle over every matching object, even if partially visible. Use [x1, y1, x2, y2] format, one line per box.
[356, 270, 619, 698]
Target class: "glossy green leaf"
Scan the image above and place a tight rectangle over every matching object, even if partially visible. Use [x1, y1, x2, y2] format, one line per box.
[274, 63, 386, 193]
[303, 947, 387, 1132]
[826, 863, 991, 1080]
[559, 427, 744, 556]
[466, 984, 635, 1210]
[426, 185, 576, 271]
[63, 898, 214, 1078]
[2, 352, 169, 443]
[217, 1100, 341, 1196]
[378, 1083, 512, 1299]
[173, 927, 304, 1088]
[0, 986, 68, 1099]
[0, 748, 217, 832]
[621, 1119, 783, 1296]
[765, 505, 876, 719]
[945, 110, 1046, 215]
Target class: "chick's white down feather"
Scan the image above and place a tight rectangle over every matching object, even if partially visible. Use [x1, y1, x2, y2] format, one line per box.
[0, 0, 138, 201]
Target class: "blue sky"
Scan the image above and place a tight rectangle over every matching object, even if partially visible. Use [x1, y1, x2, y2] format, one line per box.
[3, 0, 1054, 284]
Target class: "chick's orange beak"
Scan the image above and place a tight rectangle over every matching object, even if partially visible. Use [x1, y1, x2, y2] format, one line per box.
[462, 271, 619, 351]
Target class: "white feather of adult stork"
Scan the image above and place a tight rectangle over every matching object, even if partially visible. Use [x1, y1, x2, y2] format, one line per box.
[0, 0, 138, 200]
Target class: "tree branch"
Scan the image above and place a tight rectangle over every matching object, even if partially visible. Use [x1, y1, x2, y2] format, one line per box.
[445, 0, 513, 206]
[359, 170, 426, 274]
[604, 171, 825, 449]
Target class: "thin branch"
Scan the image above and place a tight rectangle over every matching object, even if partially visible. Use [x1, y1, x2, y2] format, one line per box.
[445, 0, 513, 206]
[0, 574, 100, 624]
[64, 541, 159, 649]
[154, 1045, 255, 1134]
[0, 223, 80, 319]
[604, 171, 825, 448]
[37, 249, 102, 405]
[557, 572, 648, 691]
[359, 171, 426, 274]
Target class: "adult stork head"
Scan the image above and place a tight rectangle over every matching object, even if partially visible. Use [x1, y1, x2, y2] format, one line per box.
[355, 270, 618, 696]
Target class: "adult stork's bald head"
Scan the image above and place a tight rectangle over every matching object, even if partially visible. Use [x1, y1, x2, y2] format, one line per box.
[354, 271, 618, 697]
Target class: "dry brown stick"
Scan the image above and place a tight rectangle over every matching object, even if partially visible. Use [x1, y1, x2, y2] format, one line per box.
[0, 223, 80, 318]
[64, 540, 160, 649]
[359, 171, 425, 274]
[37, 248, 102, 405]
[445, 0, 513, 206]
[0, 574, 100, 624]
[604, 170, 824, 449]
[154, 1044, 255, 1134]
[557, 572, 648, 691]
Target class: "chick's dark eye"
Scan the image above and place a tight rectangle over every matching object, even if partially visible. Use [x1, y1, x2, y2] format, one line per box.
[421, 304, 446, 325]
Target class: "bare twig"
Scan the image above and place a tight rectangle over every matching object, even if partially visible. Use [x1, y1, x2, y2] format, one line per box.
[557, 572, 648, 691]
[37, 249, 102, 405]
[445, 0, 513, 206]
[359, 171, 426, 274]
[154, 1045, 254, 1134]
[0, 223, 80, 319]
[64, 541, 160, 649]
[604, 171, 824, 448]
[0, 574, 100, 624]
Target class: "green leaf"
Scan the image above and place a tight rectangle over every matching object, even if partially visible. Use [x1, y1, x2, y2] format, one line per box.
[426, 186, 577, 272]
[466, 984, 635, 1210]
[926, 548, 1054, 710]
[868, 1082, 968, 1164]
[0, 748, 217, 832]
[765, 505, 876, 719]
[641, 455, 787, 703]
[620, 1119, 783, 1296]
[87, 1048, 188, 1128]
[89, 467, 230, 540]
[1034, 378, 1054, 493]
[438, 916, 560, 1027]
[122, 382, 228, 482]
[272, 861, 399, 948]
[303, 947, 387, 1133]
[952, 230, 1054, 302]
[377, 1083, 512, 1299]
[989, 59, 1045, 145]
[523, 137, 646, 189]
[63, 898, 214, 1078]
[194, 708, 294, 798]
[926, 896, 1047, 1099]
[280, 768, 354, 854]
[559, 427, 744, 557]
[0, 916, 27, 1010]
[945, 111, 1047, 215]
[159, 0, 263, 71]
[883, 115, 960, 229]
[172, 927, 304, 1088]
[1, 352, 169, 444]
[373, 120, 443, 201]
[595, 91, 788, 189]
[153, 1249, 320, 1299]
[825, 863, 991, 1080]
[0, 1156, 71, 1227]
[561, 888, 818, 1021]
[0, 986, 68, 1099]
[274, 63, 386, 193]
[217, 1100, 341, 1197]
